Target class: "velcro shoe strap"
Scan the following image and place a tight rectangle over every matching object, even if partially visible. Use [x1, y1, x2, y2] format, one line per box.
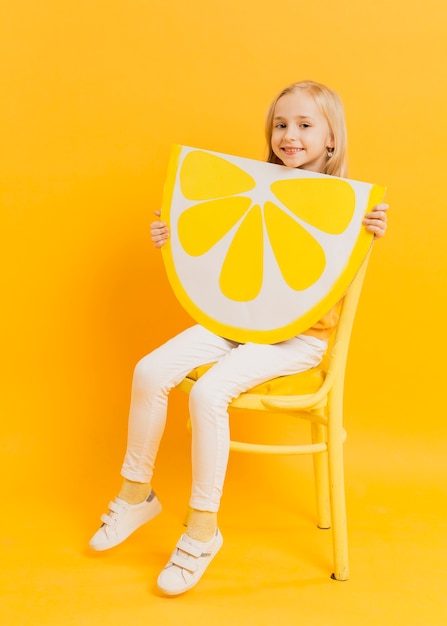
[100, 513, 113, 525]
[176, 536, 204, 558]
[108, 501, 124, 514]
[170, 551, 200, 573]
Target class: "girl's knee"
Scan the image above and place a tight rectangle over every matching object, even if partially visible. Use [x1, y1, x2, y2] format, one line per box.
[132, 353, 163, 390]
[189, 378, 229, 416]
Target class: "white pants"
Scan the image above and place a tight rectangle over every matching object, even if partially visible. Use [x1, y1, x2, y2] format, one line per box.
[121, 324, 327, 512]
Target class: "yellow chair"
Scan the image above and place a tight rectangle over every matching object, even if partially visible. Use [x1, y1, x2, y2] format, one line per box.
[177, 252, 371, 581]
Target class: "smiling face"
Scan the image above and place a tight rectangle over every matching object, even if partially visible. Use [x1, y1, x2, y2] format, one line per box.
[270, 89, 334, 173]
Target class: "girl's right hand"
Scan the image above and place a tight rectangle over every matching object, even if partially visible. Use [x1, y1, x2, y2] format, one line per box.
[150, 210, 169, 248]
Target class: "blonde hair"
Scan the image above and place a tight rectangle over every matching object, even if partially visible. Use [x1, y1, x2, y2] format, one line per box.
[265, 80, 348, 178]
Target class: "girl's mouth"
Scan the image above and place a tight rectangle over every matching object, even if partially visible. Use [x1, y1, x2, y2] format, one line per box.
[282, 147, 303, 154]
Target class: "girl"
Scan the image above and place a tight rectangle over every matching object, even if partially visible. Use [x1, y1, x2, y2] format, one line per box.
[89, 80, 388, 595]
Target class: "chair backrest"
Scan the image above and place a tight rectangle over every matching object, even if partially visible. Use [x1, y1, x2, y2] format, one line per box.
[324, 247, 372, 399]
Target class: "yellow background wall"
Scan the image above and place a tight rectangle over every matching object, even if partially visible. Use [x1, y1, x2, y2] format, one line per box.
[1, 1, 447, 623]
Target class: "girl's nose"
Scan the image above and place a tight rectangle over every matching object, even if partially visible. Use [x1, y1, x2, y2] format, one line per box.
[284, 126, 298, 141]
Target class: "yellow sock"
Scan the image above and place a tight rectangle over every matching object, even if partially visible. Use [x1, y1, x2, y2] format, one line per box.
[183, 505, 193, 527]
[118, 479, 152, 505]
[186, 509, 217, 542]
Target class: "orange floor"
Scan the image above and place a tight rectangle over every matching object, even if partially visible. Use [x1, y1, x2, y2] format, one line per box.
[2, 418, 446, 626]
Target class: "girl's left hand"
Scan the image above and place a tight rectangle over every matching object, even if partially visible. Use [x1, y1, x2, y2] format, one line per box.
[363, 203, 389, 239]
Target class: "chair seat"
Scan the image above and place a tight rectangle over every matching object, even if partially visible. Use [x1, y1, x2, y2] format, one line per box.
[185, 363, 326, 397]
[181, 362, 329, 448]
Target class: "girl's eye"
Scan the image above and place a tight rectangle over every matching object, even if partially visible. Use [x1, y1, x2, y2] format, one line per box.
[300, 123, 310, 129]
[275, 123, 286, 129]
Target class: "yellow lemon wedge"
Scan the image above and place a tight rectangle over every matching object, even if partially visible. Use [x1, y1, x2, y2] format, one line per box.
[161, 145, 385, 343]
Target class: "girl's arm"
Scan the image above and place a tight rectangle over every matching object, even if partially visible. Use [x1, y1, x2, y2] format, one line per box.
[150, 210, 169, 248]
[363, 203, 389, 239]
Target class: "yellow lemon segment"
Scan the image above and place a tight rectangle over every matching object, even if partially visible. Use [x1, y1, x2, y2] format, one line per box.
[178, 197, 252, 256]
[219, 205, 264, 302]
[264, 201, 326, 291]
[270, 178, 355, 234]
[180, 150, 256, 200]
[161, 146, 386, 344]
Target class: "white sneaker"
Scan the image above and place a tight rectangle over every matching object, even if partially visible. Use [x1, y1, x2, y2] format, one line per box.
[157, 529, 223, 596]
[89, 490, 162, 551]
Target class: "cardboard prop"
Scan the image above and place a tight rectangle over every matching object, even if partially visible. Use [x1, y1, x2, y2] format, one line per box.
[161, 145, 385, 344]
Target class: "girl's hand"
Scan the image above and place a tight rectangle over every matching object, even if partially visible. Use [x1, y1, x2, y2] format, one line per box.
[150, 210, 169, 248]
[363, 203, 389, 239]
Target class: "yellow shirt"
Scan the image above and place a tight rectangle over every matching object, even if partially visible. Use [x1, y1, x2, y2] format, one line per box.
[302, 301, 342, 339]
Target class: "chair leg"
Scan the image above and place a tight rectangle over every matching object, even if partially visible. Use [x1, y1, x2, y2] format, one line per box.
[311, 420, 331, 530]
[327, 430, 349, 581]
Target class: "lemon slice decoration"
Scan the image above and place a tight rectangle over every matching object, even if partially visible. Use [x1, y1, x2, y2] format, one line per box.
[161, 145, 385, 344]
